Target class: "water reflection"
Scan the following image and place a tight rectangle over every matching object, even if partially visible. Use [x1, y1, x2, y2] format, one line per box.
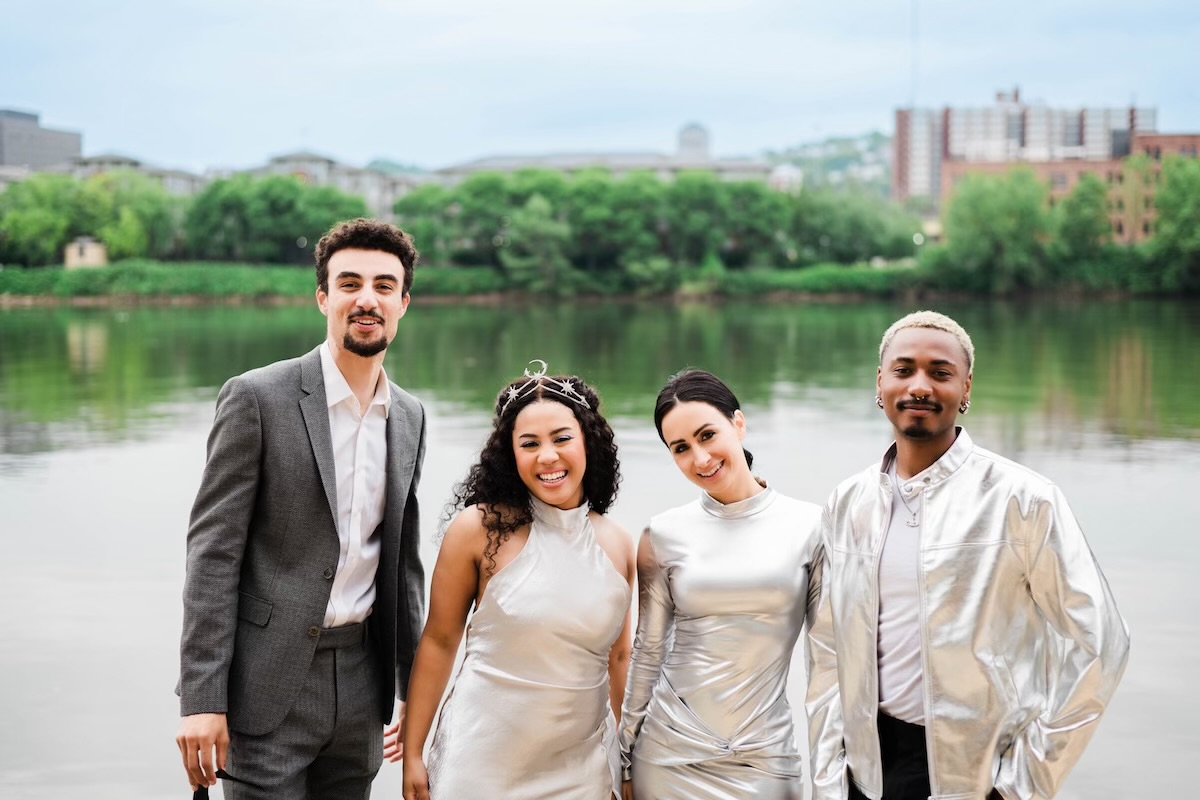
[1, 300, 1198, 461]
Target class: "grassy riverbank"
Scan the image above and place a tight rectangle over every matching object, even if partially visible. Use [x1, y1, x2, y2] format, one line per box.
[0, 258, 917, 304]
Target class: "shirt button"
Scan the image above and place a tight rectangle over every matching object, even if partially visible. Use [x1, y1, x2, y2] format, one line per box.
[323, 567, 334, 579]
[307, 626, 320, 638]
[904, 485, 914, 494]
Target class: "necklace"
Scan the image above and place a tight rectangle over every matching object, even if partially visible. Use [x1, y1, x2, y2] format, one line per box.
[895, 481, 921, 528]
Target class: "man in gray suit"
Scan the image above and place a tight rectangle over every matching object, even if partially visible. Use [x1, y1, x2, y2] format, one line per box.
[176, 218, 427, 798]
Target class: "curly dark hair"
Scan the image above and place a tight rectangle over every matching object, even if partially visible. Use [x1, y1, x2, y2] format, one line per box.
[314, 217, 420, 295]
[653, 368, 754, 469]
[448, 374, 621, 575]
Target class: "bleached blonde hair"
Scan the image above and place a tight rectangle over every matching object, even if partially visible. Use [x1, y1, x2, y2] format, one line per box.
[879, 310, 975, 373]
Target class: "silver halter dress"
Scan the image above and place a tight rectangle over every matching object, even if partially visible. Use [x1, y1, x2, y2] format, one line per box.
[427, 497, 630, 799]
[619, 487, 822, 800]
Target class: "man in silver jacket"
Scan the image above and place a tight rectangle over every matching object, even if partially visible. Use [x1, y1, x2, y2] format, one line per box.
[806, 310, 1129, 800]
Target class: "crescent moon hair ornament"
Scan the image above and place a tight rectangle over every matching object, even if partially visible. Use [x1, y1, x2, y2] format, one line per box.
[499, 358, 591, 415]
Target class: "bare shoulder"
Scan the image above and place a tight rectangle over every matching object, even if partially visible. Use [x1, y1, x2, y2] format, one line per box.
[590, 513, 633, 548]
[439, 505, 491, 562]
[590, 513, 636, 578]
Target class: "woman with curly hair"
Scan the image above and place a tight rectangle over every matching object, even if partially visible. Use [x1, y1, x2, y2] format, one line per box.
[618, 369, 821, 800]
[399, 362, 635, 800]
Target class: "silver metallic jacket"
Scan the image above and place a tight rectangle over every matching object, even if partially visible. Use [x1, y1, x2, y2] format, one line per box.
[806, 429, 1130, 800]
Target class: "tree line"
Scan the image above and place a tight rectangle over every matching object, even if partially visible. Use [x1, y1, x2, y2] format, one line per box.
[1, 159, 1197, 295]
[391, 168, 920, 292]
[927, 154, 1200, 294]
[0, 171, 367, 267]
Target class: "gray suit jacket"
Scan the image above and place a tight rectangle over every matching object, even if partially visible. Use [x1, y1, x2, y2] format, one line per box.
[179, 346, 426, 736]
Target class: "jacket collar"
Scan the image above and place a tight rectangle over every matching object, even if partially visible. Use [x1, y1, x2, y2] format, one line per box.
[879, 426, 974, 489]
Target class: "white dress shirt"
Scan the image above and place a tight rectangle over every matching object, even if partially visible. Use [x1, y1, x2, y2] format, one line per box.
[877, 461, 926, 724]
[319, 342, 390, 628]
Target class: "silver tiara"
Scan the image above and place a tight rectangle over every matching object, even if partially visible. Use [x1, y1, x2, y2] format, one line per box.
[499, 359, 591, 416]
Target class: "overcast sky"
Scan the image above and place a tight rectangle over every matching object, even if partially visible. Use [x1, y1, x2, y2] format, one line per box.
[2, 0, 1197, 173]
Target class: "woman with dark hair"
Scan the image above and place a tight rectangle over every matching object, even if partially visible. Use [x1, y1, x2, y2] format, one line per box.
[618, 369, 821, 800]
[399, 362, 635, 800]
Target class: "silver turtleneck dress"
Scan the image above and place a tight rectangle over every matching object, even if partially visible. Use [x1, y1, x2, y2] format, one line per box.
[619, 487, 821, 800]
[427, 497, 631, 799]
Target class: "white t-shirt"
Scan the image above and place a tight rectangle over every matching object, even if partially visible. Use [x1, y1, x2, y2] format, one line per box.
[877, 461, 927, 725]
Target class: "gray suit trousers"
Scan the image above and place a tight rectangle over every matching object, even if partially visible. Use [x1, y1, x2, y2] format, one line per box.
[220, 629, 383, 799]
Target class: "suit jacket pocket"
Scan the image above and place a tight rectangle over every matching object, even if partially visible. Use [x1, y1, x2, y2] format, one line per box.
[237, 591, 273, 627]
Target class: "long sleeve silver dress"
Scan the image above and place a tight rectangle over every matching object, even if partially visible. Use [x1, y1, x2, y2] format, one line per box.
[427, 498, 631, 799]
[619, 487, 822, 800]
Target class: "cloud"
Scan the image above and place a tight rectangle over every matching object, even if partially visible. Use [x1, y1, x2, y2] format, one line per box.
[1, 0, 1196, 171]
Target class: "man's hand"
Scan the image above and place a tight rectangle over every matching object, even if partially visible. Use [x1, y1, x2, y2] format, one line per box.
[383, 701, 407, 763]
[176, 713, 229, 790]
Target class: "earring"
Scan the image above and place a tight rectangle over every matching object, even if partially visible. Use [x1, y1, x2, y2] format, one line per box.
[959, 399, 971, 414]
[875, 396, 884, 409]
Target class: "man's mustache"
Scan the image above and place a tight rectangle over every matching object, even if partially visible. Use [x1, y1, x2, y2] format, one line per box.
[899, 399, 942, 411]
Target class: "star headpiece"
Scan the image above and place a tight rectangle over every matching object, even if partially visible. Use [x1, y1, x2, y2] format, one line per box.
[499, 359, 591, 416]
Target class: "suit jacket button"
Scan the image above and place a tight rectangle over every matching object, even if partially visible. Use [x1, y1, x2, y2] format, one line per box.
[308, 626, 320, 638]
[323, 567, 334, 579]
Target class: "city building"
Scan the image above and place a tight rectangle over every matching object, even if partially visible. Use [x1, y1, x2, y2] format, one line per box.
[937, 131, 1200, 244]
[436, 124, 775, 185]
[54, 153, 208, 196]
[893, 89, 1156, 206]
[240, 151, 429, 219]
[64, 236, 107, 269]
[0, 109, 82, 169]
[893, 89, 1200, 243]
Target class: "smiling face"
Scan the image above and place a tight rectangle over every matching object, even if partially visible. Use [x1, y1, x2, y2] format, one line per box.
[660, 400, 758, 504]
[878, 326, 972, 451]
[316, 248, 410, 359]
[511, 400, 588, 510]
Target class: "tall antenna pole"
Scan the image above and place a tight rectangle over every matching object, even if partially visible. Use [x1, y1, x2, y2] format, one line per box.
[910, 0, 919, 109]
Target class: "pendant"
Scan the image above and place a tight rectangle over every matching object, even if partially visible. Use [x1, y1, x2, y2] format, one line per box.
[905, 515, 919, 528]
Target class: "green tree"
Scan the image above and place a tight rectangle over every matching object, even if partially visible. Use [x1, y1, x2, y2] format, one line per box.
[509, 169, 568, 209]
[394, 183, 455, 264]
[186, 175, 365, 263]
[791, 190, 918, 265]
[720, 181, 790, 268]
[500, 194, 574, 292]
[0, 174, 80, 265]
[90, 171, 180, 259]
[936, 169, 1051, 292]
[665, 171, 727, 266]
[1153, 155, 1200, 292]
[611, 171, 668, 272]
[1051, 173, 1112, 266]
[451, 172, 512, 267]
[562, 169, 621, 274]
[184, 175, 256, 261]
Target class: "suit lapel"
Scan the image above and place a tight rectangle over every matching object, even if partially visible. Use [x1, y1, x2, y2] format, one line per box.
[385, 389, 419, 508]
[299, 347, 339, 527]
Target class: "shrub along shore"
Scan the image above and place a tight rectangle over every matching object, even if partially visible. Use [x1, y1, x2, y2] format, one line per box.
[0, 258, 939, 306]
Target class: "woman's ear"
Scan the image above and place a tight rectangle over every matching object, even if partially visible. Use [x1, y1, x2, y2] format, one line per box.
[732, 409, 747, 440]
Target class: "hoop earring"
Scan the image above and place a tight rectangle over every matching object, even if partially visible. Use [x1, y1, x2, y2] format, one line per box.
[959, 399, 971, 415]
[875, 396, 884, 409]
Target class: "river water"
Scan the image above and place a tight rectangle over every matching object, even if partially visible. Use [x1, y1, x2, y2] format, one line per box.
[0, 298, 1196, 797]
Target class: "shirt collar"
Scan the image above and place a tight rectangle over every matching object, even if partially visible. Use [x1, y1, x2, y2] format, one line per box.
[319, 341, 391, 417]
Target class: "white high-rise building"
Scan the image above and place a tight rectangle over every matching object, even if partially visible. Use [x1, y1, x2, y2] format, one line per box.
[893, 89, 1157, 205]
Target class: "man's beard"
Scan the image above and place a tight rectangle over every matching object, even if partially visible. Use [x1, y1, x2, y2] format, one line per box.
[343, 331, 388, 357]
[900, 422, 938, 440]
